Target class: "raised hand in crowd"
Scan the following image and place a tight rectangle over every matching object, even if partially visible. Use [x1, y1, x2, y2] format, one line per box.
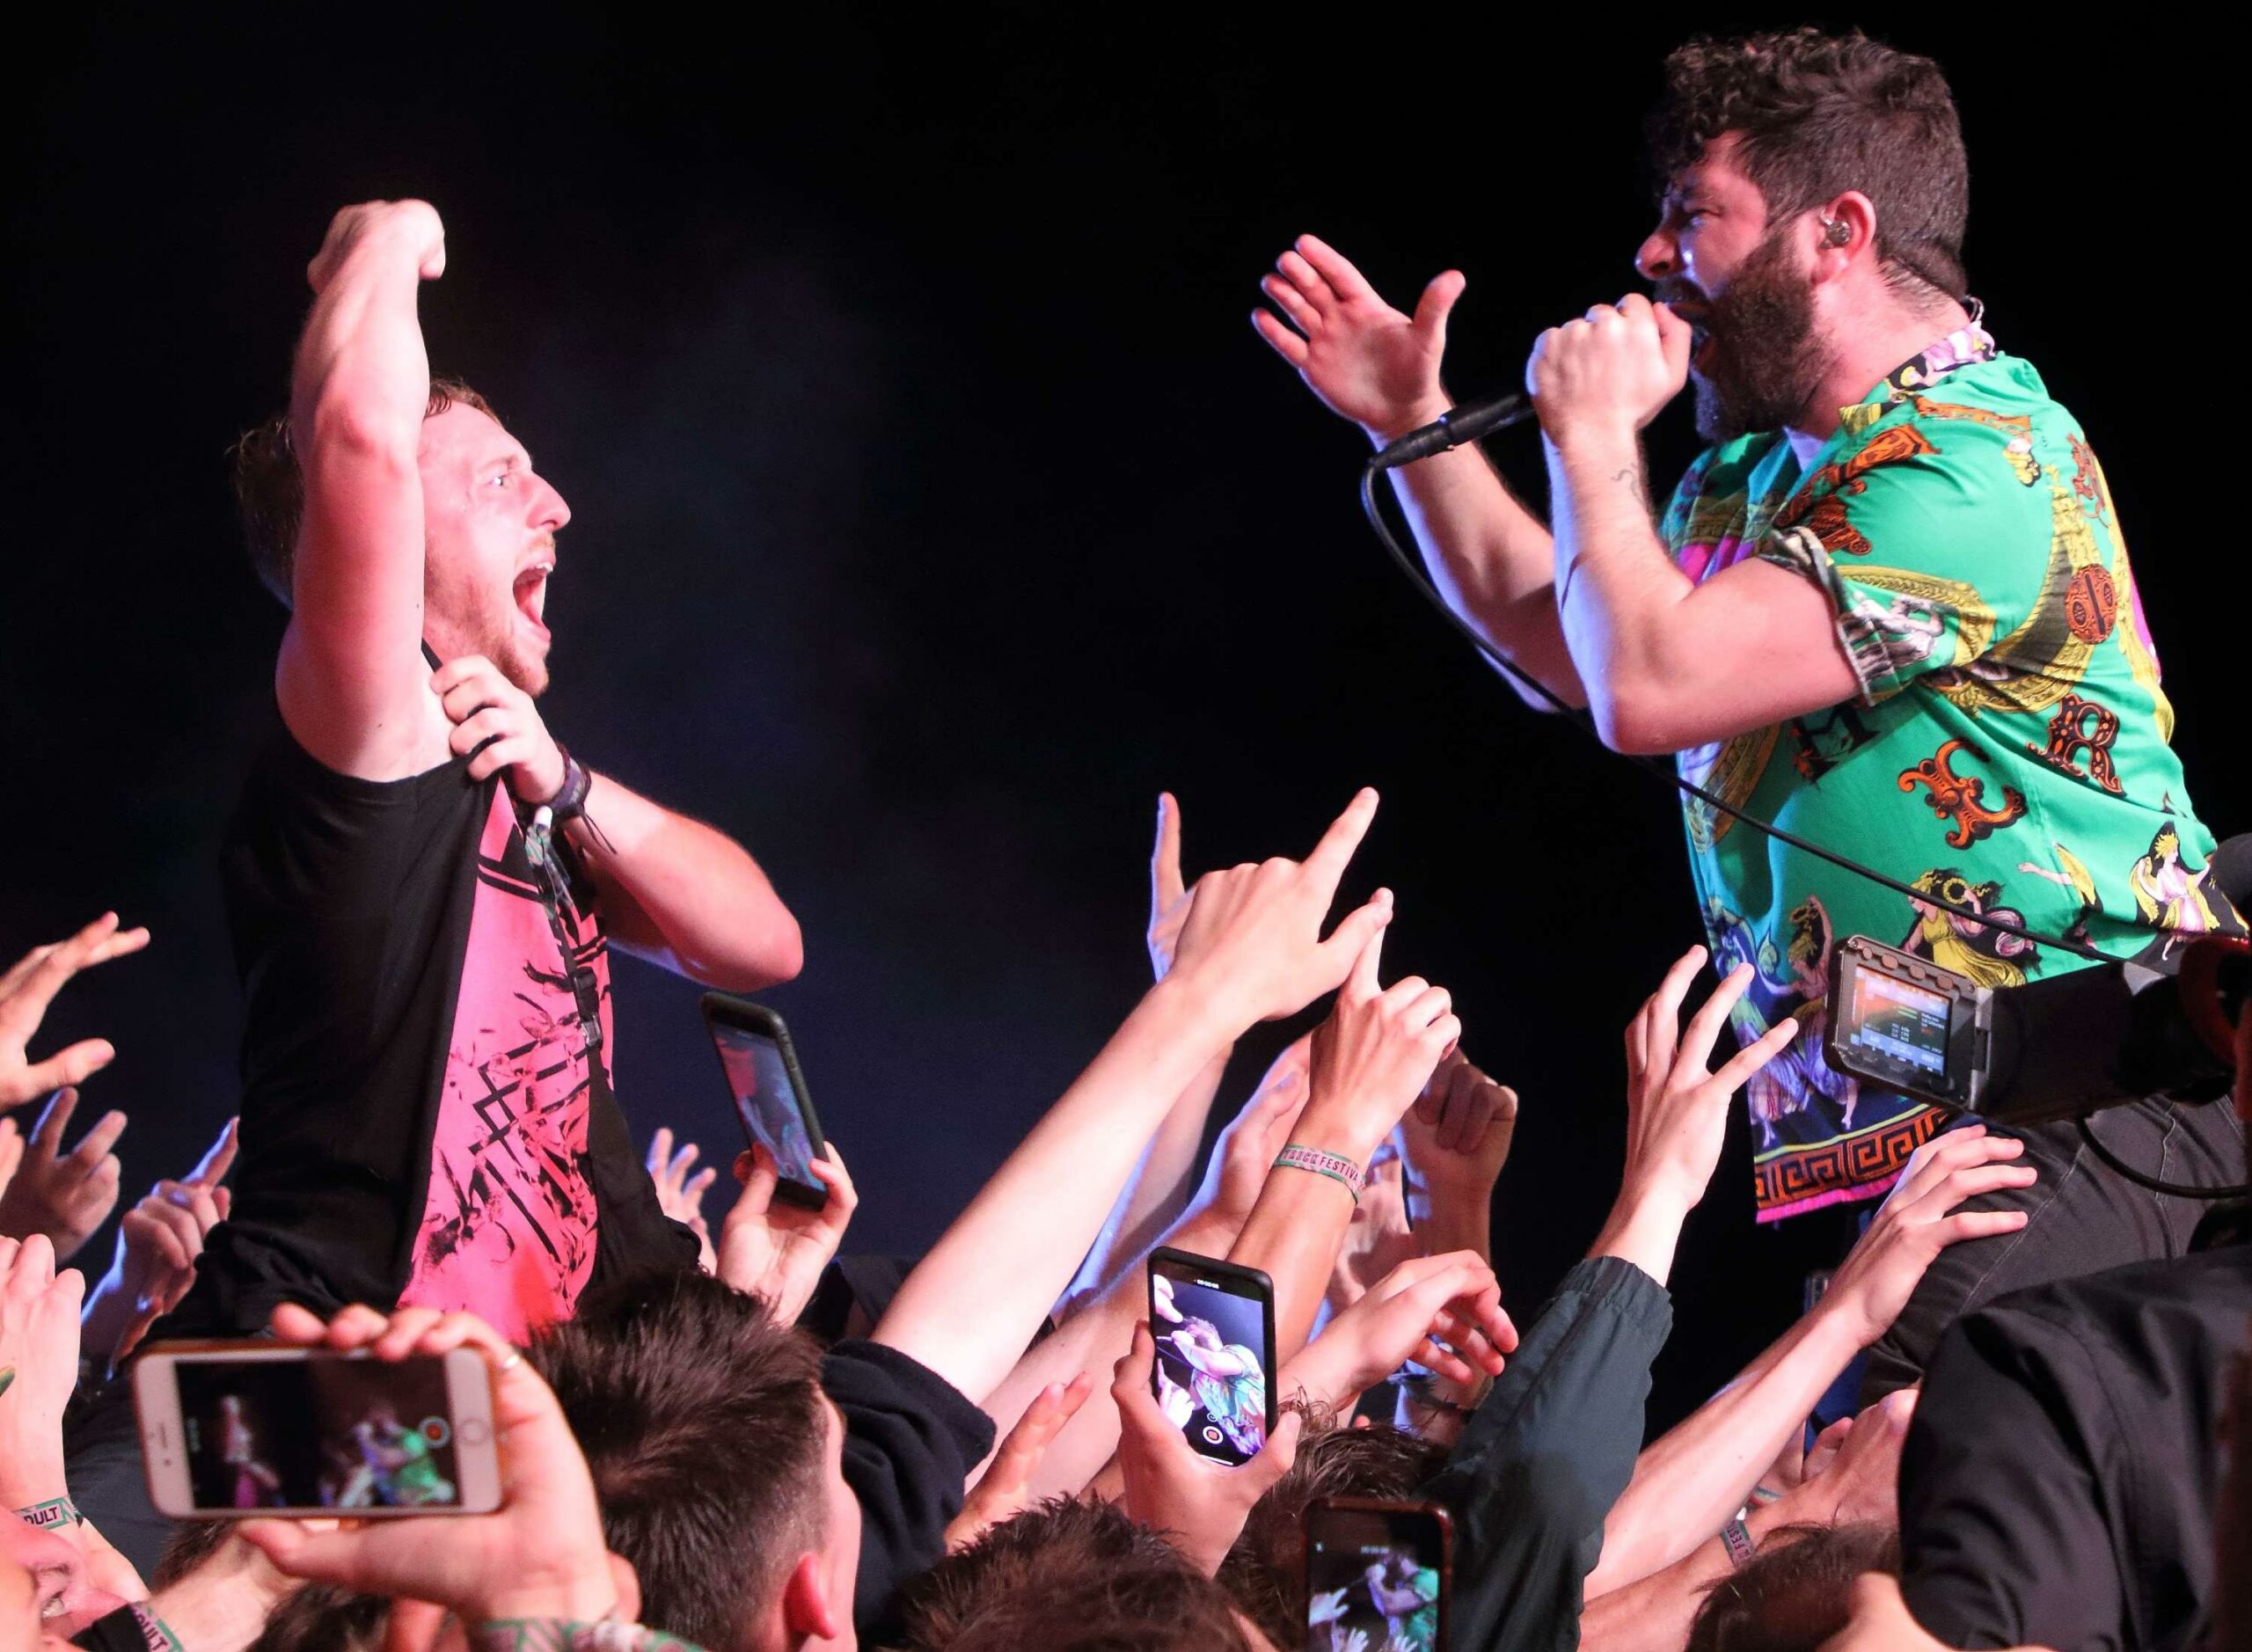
[1819, 1127, 2034, 1347]
[1280, 1251, 1515, 1420]
[0, 1088, 125, 1261]
[1327, 1151, 1418, 1317]
[1252, 234, 1465, 444]
[241, 1302, 643, 1637]
[0, 1235, 143, 1606]
[1594, 947, 1799, 1286]
[874, 790, 1388, 1413]
[1396, 1049, 1517, 1261]
[646, 1126, 719, 1274]
[0, 915, 148, 1115]
[945, 1372, 1096, 1552]
[1111, 1320, 1305, 1577]
[80, 1118, 238, 1376]
[1586, 1126, 2034, 1619]
[1067, 793, 1244, 1307]
[715, 1139, 857, 1323]
[1227, 920, 1460, 1363]
[970, 1035, 1312, 1509]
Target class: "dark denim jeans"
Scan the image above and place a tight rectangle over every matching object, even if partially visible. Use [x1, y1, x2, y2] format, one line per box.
[1860, 1093, 2247, 1400]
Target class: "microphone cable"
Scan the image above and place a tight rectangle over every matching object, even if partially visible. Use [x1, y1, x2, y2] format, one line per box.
[1355, 423, 2103, 963]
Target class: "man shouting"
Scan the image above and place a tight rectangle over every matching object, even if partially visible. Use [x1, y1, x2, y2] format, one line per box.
[202, 199, 802, 1340]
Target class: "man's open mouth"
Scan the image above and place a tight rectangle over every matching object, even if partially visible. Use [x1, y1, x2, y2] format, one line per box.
[515, 559, 553, 629]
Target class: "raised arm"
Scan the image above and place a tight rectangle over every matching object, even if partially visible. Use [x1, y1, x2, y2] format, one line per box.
[1067, 793, 1234, 1305]
[873, 790, 1391, 1406]
[1583, 949, 1795, 1287]
[976, 1042, 1311, 1502]
[1586, 1127, 2032, 1597]
[275, 201, 450, 780]
[1254, 233, 1584, 707]
[1528, 294, 1857, 753]
[1226, 921, 1460, 1362]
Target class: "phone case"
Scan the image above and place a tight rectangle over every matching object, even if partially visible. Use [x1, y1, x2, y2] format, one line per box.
[1146, 1246, 1279, 1460]
[699, 991, 830, 1210]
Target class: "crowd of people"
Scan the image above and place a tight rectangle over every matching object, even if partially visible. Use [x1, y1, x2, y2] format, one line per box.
[6, 21, 2252, 1652]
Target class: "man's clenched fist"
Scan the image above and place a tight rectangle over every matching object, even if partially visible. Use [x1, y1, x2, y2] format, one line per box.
[432, 654, 567, 803]
[307, 199, 446, 295]
[1526, 291, 1693, 445]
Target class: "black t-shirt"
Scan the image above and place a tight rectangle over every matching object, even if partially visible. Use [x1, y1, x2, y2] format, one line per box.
[171, 719, 692, 1340]
[823, 1339, 996, 1640]
[1900, 1243, 2252, 1652]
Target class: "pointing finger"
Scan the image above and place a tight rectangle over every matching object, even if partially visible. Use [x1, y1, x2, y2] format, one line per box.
[190, 1117, 240, 1188]
[1303, 787, 1379, 889]
[1152, 793, 1184, 910]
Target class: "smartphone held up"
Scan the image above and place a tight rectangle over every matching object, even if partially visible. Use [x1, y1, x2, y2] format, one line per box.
[1146, 1246, 1277, 1468]
[702, 992, 829, 1210]
[1305, 1497, 1451, 1652]
[135, 1342, 501, 1519]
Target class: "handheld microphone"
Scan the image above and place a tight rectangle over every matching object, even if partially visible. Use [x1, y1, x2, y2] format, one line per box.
[1368, 393, 1535, 470]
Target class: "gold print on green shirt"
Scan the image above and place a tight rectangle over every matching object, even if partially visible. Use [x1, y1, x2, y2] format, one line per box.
[1928, 480, 2108, 717]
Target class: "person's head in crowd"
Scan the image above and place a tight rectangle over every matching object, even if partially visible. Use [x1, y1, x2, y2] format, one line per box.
[157, 1522, 386, 1652]
[232, 376, 567, 696]
[530, 1271, 858, 1650]
[1639, 28, 1967, 442]
[1685, 1523, 1900, 1652]
[896, 1497, 1271, 1652]
[1216, 1417, 1450, 1650]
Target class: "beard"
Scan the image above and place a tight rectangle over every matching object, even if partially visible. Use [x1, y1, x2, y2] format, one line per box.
[444, 585, 550, 698]
[1687, 230, 1832, 442]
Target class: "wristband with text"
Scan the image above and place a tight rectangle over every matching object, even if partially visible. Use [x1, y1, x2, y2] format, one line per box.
[1273, 1144, 1364, 1205]
[17, 1495, 80, 1531]
[1721, 1515, 1758, 1569]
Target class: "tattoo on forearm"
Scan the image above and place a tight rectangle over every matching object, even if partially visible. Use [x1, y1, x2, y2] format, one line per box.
[1610, 464, 1653, 515]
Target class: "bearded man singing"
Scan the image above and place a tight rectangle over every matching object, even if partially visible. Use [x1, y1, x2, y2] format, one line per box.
[1254, 28, 2244, 1393]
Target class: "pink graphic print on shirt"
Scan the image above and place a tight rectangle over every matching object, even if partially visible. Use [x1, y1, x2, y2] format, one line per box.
[399, 790, 612, 1341]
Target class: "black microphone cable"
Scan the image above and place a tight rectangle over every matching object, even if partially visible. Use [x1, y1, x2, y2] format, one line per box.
[1355, 413, 2102, 963]
[1361, 407, 2252, 1196]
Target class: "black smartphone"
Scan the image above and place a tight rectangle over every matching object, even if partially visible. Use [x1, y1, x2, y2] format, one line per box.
[701, 993, 829, 1210]
[1304, 1497, 1452, 1652]
[1146, 1246, 1277, 1467]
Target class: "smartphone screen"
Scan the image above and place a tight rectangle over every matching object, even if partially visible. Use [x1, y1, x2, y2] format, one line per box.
[1305, 1500, 1450, 1652]
[707, 1014, 823, 1198]
[1147, 1249, 1276, 1467]
[138, 1349, 496, 1516]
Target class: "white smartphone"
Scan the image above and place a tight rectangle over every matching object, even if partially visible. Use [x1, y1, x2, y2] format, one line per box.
[134, 1341, 503, 1517]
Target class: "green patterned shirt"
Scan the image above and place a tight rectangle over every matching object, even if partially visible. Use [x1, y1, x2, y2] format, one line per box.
[1659, 327, 2241, 1220]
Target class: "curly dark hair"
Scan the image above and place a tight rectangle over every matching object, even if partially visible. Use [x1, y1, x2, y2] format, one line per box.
[230, 376, 495, 607]
[1648, 28, 1968, 303]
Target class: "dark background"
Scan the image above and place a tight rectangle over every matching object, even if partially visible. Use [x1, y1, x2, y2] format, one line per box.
[7, 11, 2235, 1429]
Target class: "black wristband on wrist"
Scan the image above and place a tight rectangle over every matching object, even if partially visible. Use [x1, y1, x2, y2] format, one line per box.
[546, 743, 592, 825]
